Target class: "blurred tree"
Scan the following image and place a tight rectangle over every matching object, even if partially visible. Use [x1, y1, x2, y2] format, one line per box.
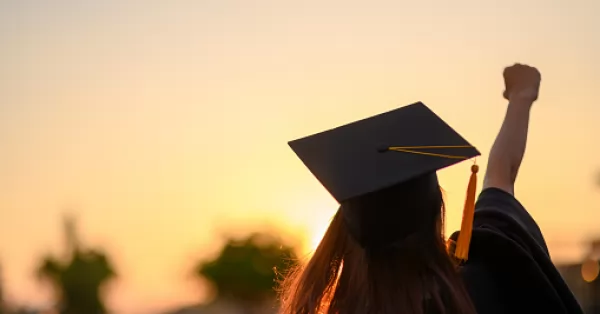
[195, 233, 297, 304]
[37, 216, 116, 314]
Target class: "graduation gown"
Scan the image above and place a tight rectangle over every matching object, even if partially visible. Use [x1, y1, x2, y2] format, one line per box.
[452, 188, 584, 314]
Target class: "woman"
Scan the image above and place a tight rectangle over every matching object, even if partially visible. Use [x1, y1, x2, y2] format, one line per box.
[280, 64, 583, 314]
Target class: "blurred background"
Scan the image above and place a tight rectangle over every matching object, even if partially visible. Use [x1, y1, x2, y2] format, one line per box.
[1, 0, 599, 313]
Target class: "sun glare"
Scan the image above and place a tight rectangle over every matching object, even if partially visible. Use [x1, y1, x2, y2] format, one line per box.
[308, 216, 332, 253]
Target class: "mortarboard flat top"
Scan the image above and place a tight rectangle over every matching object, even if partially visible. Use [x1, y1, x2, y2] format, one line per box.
[289, 102, 480, 203]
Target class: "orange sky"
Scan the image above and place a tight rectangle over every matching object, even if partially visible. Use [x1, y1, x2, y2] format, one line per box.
[1, 1, 599, 313]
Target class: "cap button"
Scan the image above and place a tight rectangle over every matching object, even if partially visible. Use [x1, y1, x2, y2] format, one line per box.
[377, 144, 390, 153]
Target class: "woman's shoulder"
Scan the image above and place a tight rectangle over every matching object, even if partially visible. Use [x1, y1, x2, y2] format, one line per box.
[455, 188, 584, 314]
[473, 187, 549, 254]
[458, 260, 508, 314]
[459, 250, 582, 314]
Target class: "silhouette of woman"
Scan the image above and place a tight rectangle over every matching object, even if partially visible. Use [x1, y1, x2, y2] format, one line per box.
[280, 64, 583, 314]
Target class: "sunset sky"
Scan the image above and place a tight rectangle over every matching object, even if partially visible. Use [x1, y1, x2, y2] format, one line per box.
[1, 1, 599, 313]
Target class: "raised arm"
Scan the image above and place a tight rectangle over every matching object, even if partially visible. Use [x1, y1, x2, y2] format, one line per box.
[483, 64, 541, 195]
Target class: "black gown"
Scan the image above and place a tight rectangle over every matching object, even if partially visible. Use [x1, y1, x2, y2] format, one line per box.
[451, 188, 584, 314]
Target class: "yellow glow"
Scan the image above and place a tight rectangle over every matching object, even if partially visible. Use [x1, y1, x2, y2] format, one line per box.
[309, 218, 332, 253]
[581, 259, 599, 283]
[2, 1, 600, 313]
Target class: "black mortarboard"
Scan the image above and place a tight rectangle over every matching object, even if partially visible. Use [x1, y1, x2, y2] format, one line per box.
[289, 102, 480, 203]
[289, 102, 481, 260]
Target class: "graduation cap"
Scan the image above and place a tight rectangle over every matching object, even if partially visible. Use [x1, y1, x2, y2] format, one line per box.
[289, 102, 480, 262]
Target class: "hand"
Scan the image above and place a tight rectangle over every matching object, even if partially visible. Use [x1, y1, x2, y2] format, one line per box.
[502, 63, 541, 103]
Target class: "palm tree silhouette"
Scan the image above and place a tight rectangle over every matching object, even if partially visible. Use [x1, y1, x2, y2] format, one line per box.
[37, 215, 116, 314]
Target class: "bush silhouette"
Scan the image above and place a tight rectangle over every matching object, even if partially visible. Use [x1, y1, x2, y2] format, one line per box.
[196, 233, 297, 303]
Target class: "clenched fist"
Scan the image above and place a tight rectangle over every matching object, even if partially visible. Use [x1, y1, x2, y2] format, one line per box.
[503, 63, 541, 103]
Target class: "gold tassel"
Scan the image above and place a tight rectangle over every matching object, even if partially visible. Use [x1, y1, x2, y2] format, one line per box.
[453, 164, 479, 262]
[382, 145, 479, 262]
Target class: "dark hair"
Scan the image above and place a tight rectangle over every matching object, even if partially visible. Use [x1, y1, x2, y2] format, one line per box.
[278, 175, 475, 314]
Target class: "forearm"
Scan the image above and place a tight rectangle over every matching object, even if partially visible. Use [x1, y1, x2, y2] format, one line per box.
[483, 100, 533, 194]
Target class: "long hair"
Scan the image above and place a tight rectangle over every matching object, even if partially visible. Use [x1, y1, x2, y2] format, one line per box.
[278, 188, 475, 314]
